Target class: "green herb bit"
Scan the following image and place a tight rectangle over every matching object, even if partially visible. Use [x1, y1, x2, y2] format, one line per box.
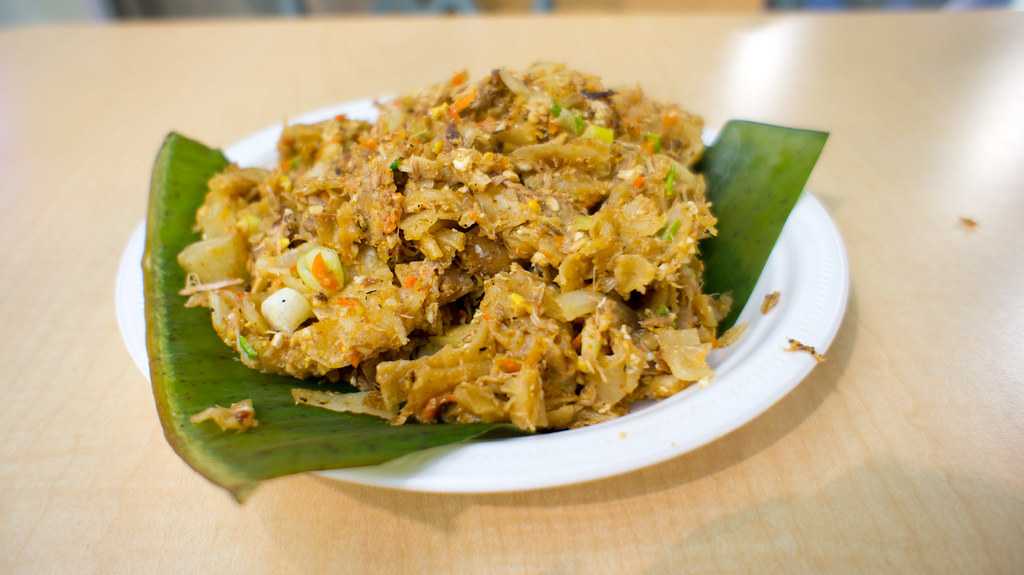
[644, 132, 662, 153]
[583, 124, 614, 143]
[237, 334, 257, 360]
[659, 219, 682, 242]
[389, 158, 401, 171]
[550, 102, 562, 118]
[573, 113, 585, 135]
[664, 165, 678, 199]
[556, 108, 585, 135]
[655, 304, 670, 316]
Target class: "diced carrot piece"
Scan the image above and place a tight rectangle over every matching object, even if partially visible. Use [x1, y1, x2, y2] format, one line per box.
[449, 88, 477, 120]
[496, 358, 521, 373]
[359, 135, 378, 150]
[311, 253, 338, 291]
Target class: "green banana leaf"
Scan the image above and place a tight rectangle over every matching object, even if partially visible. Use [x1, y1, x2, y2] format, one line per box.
[700, 121, 829, 332]
[144, 121, 828, 501]
[144, 134, 511, 502]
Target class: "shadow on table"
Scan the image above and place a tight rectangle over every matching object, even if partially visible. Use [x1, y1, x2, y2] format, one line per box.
[649, 459, 1023, 573]
[300, 291, 860, 531]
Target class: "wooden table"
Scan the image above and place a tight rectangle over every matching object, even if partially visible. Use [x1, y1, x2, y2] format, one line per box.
[2, 12, 1022, 574]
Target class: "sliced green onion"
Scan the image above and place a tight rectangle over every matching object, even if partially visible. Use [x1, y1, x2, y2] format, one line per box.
[389, 158, 401, 171]
[556, 108, 586, 135]
[583, 124, 614, 143]
[644, 132, 662, 153]
[550, 102, 562, 118]
[655, 304, 670, 316]
[573, 114, 586, 135]
[665, 165, 678, 199]
[659, 219, 682, 242]
[237, 334, 257, 359]
[297, 246, 345, 292]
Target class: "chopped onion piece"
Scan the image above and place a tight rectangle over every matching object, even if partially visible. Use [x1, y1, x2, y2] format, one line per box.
[655, 328, 713, 382]
[177, 233, 248, 283]
[498, 68, 530, 96]
[555, 290, 602, 321]
[260, 287, 313, 333]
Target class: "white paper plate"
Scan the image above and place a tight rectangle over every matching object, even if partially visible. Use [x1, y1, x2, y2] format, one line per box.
[116, 99, 849, 493]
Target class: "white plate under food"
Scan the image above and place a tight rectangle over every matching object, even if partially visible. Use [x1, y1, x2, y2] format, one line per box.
[116, 98, 849, 494]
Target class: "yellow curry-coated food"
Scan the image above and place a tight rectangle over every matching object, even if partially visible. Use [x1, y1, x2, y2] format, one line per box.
[178, 63, 729, 431]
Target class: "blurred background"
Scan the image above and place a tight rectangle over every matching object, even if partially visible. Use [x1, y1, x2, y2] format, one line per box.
[2, 0, 1019, 25]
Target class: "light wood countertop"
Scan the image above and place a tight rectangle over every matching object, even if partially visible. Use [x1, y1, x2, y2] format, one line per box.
[1, 12, 1022, 574]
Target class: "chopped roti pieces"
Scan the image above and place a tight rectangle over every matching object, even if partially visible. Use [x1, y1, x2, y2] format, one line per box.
[179, 64, 727, 431]
[190, 399, 259, 432]
[291, 389, 394, 420]
[714, 322, 747, 349]
[785, 338, 826, 363]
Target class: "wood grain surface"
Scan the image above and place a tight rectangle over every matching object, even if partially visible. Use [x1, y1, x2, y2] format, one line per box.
[1, 12, 1022, 574]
